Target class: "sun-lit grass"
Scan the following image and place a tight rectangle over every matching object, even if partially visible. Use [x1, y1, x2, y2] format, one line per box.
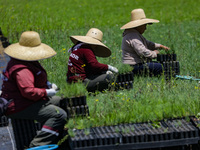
[66, 77, 200, 130]
[1, 0, 200, 129]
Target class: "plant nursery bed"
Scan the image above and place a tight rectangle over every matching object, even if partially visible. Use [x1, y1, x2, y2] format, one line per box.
[67, 118, 200, 150]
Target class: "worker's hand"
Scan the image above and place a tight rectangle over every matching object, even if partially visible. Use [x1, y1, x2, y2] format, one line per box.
[52, 83, 59, 91]
[46, 88, 58, 97]
[160, 45, 170, 51]
[154, 50, 160, 54]
[106, 70, 113, 74]
[47, 81, 59, 90]
[108, 65, 118, 73]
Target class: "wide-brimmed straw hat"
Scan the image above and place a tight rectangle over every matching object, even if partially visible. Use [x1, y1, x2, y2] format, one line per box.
[70, 28, 111, 57]
[120, 8, 159, 30]
[4, 31, 56, 61]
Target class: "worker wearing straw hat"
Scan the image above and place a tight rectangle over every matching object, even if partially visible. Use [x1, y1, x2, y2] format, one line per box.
[121, 8, 170, 77]
[0, 31, 67, 147]
[67, 28, 118, 92]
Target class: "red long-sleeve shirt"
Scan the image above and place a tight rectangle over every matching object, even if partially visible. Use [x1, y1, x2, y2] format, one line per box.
[1, 58, 48, 115]
[15, 69, 47, 101]
[67, 48, 108, 82]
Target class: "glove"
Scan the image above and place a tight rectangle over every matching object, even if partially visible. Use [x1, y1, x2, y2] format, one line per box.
[108, 65, 118, 73]
[46, 83, 59, 97]
[106, 71, 113, 74]
[46, 88, 57, 97]
[52, 83, 59, 91]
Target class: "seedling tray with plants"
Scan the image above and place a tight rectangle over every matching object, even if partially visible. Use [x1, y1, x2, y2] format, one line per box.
[157, 53, 177, 63]
[156, 50, 180, 80]
[60, 82, 89, 118]
[64, 105, 90, 119]
[163, 61, 180, 80]
[67, 117, 200, 150]
[190, 116, 200, 130]
[113, 64, 134, 91]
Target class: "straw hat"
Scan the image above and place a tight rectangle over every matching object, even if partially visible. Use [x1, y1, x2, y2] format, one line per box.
[120, 8, 159, 30]
[4, 31, 56, 61]
[70, 28, 111, 57]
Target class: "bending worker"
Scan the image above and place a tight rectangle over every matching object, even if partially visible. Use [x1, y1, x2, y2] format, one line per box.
[1, 31, 67, 147]
[121, 8, 170, 77]
[66, 28, 118, 92]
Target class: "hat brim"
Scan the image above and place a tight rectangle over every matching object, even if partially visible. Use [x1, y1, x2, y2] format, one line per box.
[120, 18, 159, 30]
[70, 36, 111, 58]
[4, 43, 57, 61]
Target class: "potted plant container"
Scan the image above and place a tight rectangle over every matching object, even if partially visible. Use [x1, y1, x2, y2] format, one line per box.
[66, 105, 89, 119]
[157, 53, 177, 62]
[60, 82, 89, 118]
[163, 61, 180, 80]
[61, 96, 87, 107]
[114, 64, 134, 90]
[190, 115, 200, 130]
[11, 119, 39, 150]
[157, 49, 177, 63]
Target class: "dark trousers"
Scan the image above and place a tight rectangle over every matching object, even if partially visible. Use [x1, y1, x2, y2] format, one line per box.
[132, 62, 163, 77]
[83, 73, 115, 92]
[8, 96, 67, 147]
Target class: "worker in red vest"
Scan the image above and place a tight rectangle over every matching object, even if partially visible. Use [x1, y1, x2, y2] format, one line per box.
[1, 31, 67, 147]
[67, 28, 118, 92]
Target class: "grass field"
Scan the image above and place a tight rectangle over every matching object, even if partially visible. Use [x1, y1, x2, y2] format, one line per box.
[1, 0, 200, 130]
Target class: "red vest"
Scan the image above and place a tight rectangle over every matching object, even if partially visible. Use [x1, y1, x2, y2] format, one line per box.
[1, 58, 48, 115]
[67, 48, 108, 83]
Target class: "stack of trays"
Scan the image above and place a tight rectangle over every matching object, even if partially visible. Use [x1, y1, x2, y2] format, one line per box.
[115, 72, 134, 90]
[157, 54, 180, 80]
[60, 96, 89, 118]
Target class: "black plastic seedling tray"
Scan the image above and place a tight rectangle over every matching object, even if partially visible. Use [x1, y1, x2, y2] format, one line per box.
[60, 96, 87, 108]
[66, 105, 89, 118]
[68, 118, 200, 150]
[115, 72, 134, 90]
[157, 54, 177, 62]
[117, 72, 134, 83]
[11, 119, 40, 150]
[60, 96, 89, 119]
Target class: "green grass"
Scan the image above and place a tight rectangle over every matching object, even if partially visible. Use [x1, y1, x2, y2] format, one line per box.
[67, 77, 200, 130]
[1, 0, 200, 129]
